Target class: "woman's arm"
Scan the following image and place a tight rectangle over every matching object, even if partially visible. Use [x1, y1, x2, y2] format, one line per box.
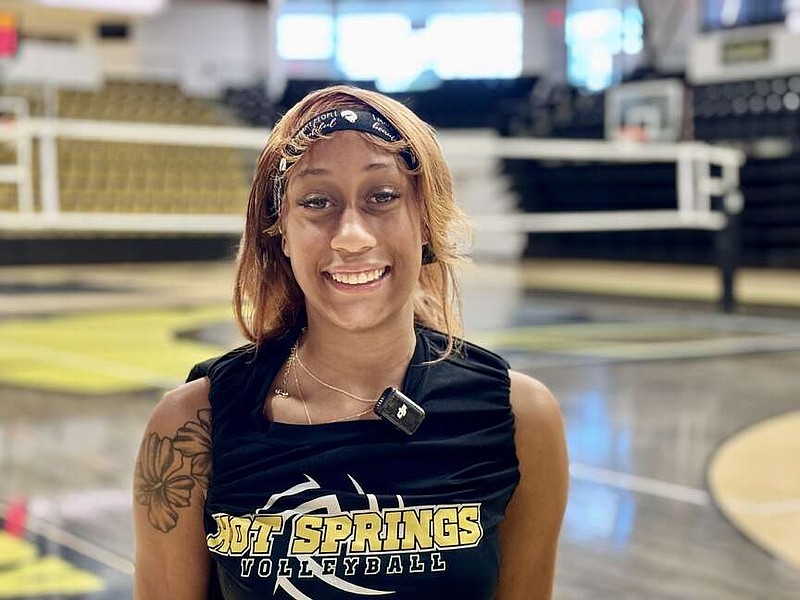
[133, 377, 213, 600]
[496, 370, 569, 600]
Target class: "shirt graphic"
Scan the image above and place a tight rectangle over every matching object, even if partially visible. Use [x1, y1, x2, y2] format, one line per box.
[206, 475, 484, 598]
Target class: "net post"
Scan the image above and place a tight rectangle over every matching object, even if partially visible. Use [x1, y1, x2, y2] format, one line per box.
[716, 189, 743, 313]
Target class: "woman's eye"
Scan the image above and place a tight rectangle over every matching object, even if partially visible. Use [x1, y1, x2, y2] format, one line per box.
[299, 196, 331, 209]
[372, 190, 400, 204]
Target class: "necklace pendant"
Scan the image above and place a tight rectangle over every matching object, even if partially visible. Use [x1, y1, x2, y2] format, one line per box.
[274, 387, 290, 398]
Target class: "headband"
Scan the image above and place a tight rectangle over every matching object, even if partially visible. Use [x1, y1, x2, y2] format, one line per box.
[271, 108, 419, 219]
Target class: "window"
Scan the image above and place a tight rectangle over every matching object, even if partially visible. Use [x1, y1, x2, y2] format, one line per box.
[566, 1, 643, 91]
[277, 14, 334, 61]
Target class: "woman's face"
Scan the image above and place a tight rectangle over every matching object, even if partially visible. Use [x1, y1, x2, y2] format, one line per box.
[281, 131, 424, 333]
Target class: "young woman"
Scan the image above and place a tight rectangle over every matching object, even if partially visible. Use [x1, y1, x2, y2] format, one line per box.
[133, 85, 568, 599]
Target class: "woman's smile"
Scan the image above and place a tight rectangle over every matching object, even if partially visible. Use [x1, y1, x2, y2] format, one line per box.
[325, 266, 391, 289]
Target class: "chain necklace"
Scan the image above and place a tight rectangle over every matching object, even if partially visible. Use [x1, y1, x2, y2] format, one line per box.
[273, 335, 376, 424]
[295, 344, 375, 404]
[291, 346, 313, 425]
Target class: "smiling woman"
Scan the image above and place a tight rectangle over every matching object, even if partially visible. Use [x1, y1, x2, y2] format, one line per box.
[132, 86, 568, 600]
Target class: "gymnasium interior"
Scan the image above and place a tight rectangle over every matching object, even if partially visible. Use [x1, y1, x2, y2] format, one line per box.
[0, 0, 798, 598]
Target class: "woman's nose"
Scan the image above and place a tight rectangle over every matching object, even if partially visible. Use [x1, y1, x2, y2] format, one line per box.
[330, 208, 377, 254]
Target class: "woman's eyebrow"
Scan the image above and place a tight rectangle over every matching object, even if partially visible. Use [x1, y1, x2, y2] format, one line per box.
[295, 166, 330, 178]
[362, 161, 393, 172]
[295, 161, 393, 178]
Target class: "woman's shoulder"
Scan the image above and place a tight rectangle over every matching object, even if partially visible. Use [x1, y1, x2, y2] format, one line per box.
[507, 370, 566, 459]
[134, 382, 214, 595]
[186, 342, 258, 384]
[145, 377, 212, 441]
[508, 371, 561, 424]
[419, 327, 510, 374]
[136, 378, 213, 532]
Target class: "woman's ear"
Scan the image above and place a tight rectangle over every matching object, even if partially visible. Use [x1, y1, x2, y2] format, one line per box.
[420, 223, 435, 265]
[421, 242, 436, 265]
[277, 223, 290, 258]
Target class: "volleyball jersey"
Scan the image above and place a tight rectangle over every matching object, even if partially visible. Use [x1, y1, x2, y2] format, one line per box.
[191, 326, 520, 599]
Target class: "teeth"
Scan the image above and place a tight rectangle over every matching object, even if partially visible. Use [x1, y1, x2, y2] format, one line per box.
[330, 268, 385, 285]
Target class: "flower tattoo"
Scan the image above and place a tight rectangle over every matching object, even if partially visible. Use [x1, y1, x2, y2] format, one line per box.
[174, 408, 212, 488]
[134, 409, 212, 533]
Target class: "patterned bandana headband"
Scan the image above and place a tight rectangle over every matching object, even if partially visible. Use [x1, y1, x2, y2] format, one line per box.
[271, 108, 419, 219]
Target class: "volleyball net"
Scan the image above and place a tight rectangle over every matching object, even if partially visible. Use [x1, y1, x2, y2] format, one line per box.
[0, 106, 746, 310]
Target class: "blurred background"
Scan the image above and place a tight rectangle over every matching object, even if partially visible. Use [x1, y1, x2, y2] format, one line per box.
[0, 0, 798, 598]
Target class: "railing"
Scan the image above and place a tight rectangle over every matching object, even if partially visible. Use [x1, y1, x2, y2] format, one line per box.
[0, 97, 34, 214]
[0, 113, 746, 309]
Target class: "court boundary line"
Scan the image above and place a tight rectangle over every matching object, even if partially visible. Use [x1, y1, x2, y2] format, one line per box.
[570, 463, 710, 506]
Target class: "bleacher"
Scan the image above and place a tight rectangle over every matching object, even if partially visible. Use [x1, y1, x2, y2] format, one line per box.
[0, 80, 253, 217]
[395, 78, 538, 129]
[498, 74, 800, 268]
[57, 140, 250, 215]
[223, 77, 539, 130]
[222, 84, 274, 127]
[692, 75, 800, 144]
[541, 86, 606, 140]
[692, 77, 800, 266]
[59, 80, 220, 125]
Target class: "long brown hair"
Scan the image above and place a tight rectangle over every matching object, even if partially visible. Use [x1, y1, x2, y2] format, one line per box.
[233, 85, 470, 358]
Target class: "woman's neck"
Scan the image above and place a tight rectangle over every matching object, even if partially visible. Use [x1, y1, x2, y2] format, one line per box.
[297, 318, 417, 400]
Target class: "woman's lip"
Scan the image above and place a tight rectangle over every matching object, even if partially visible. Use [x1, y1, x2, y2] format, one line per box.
[324, 265, 389, 275]
[323, 268, 390, 289]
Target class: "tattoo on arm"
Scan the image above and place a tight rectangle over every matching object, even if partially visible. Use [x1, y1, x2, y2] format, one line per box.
[134, 409, 212, 533]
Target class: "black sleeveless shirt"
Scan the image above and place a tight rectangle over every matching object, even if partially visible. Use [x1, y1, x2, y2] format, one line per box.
[191, 326, 519, 599]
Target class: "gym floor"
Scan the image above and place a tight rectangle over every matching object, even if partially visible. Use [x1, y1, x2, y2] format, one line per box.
[1, 259, 798, 599]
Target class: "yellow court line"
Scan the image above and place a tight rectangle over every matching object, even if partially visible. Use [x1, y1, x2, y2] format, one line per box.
[0, 533, 106, 597]
[470, 322, 715, 348]
[10, 340, 185, 389]
[0, 305, 234, 393]
[0, 533, 35, 569]
[569, 333, 800, 359]
[461, 259, 800, 308]
[708, 411, 800, 569]
[471, 322, 800, 360]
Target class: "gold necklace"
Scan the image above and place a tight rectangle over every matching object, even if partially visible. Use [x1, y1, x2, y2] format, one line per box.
[272, 341, 295, 400]
[295, 344, 375, 404]
[273, 336, 376, 424]
[291, 346, 313, 425]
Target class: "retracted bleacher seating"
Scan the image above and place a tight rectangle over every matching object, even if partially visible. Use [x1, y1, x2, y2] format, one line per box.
[499, 75, 800, 268]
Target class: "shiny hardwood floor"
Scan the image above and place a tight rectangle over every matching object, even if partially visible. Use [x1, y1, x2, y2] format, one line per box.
[1, 261, 799, 599]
